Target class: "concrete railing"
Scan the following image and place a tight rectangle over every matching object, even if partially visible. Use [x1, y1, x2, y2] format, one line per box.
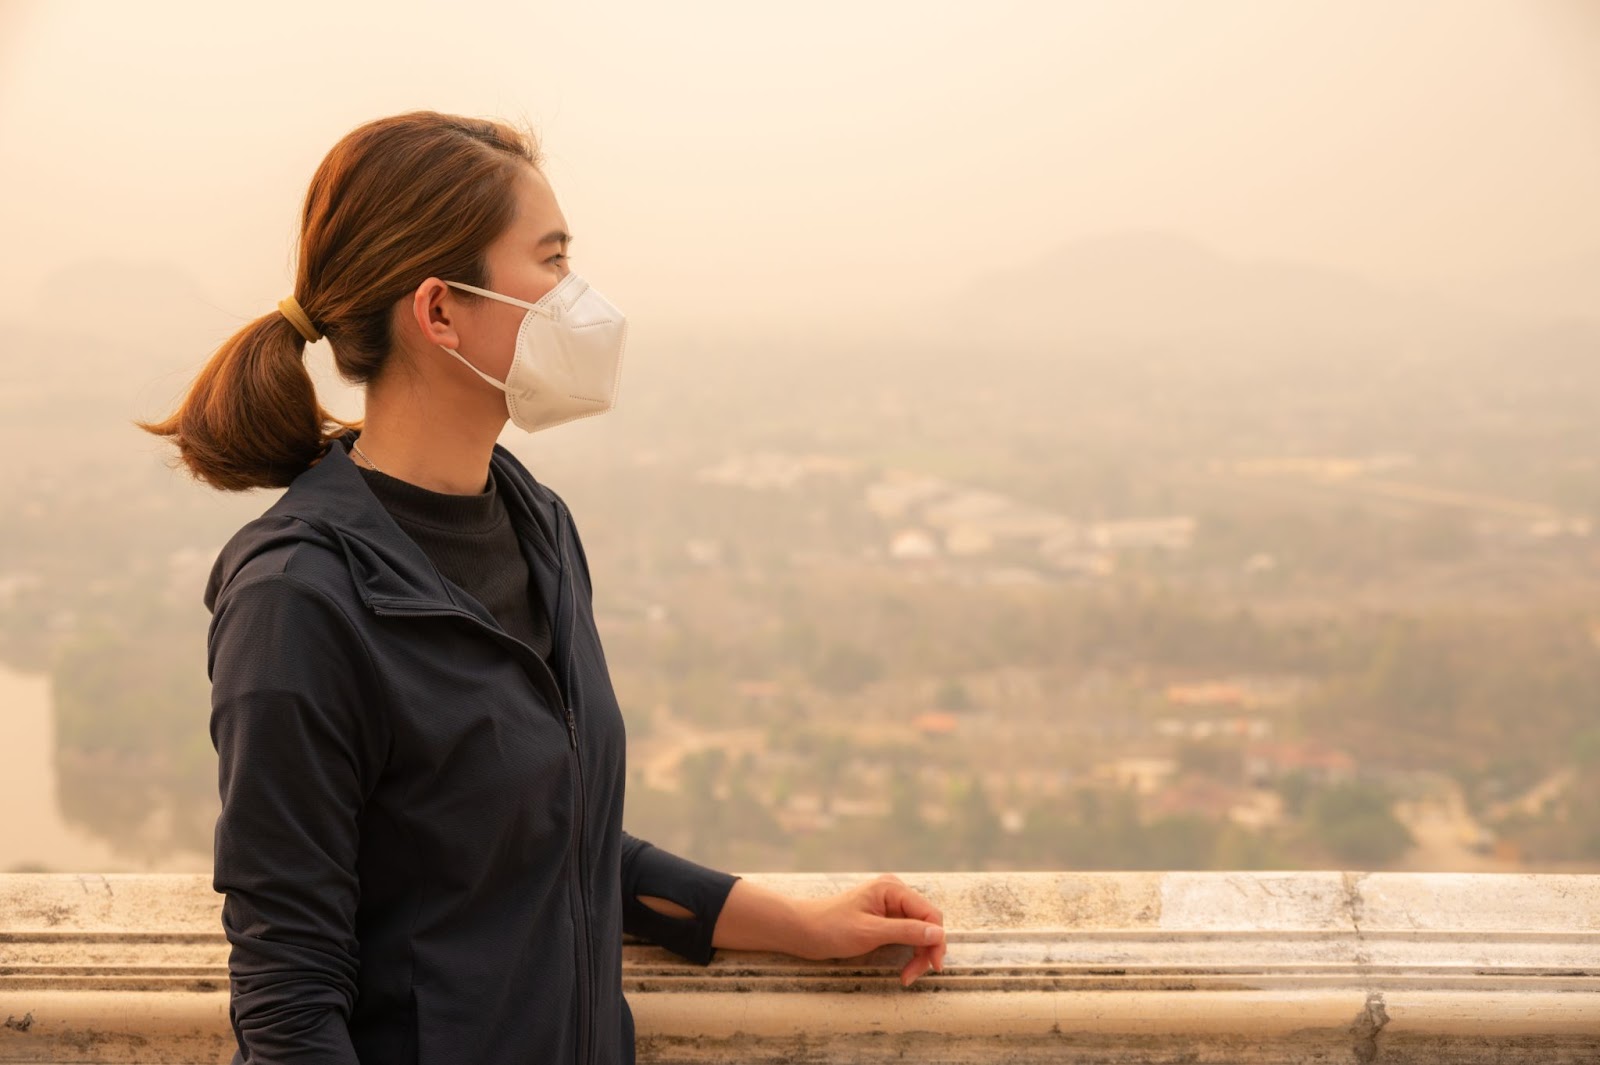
[1, 871, 1597, 1063]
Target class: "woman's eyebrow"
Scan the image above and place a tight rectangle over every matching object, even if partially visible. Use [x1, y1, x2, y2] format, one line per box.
[538, 230, 574, 246]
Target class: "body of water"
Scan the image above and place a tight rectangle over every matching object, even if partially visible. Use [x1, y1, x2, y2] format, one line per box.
[0, 663, 208, 873]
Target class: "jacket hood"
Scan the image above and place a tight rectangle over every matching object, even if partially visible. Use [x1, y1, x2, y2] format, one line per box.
[204, 431, 565, 616]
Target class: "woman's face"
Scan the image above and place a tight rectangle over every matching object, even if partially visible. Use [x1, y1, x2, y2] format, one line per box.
[434, 164, 573, 386]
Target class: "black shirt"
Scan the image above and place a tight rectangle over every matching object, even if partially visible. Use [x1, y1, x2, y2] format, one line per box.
[356, 463, 553, 660]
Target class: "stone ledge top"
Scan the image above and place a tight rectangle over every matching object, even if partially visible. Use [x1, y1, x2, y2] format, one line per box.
[3, 870, 1597, 936]
[3, 872, 1597, 1063]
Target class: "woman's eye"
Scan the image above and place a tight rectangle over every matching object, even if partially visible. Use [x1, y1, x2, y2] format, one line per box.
[548, 253, 569, 265]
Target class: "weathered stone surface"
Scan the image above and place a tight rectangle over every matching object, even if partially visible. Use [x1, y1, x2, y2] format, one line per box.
[2, 871, 1597, 1062]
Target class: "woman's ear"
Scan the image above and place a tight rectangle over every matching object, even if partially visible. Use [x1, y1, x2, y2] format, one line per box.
[409, 278, 462, 351]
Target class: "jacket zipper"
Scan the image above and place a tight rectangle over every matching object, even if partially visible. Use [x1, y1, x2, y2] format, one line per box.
[554, 503, 594, 1065]
[367, 500, 594, 1065]
[365, 601, 568, 720]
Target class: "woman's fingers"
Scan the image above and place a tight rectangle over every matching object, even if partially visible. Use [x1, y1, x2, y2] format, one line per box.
[790, 878, 950, 978]
[901, 945, 938, 985]
[871, 879, 947, 985]
[874, 916, 946, 948]
[880, 880, 944, 927]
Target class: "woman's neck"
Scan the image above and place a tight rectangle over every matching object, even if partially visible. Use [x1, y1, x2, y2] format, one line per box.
[353, 367, 508, 495]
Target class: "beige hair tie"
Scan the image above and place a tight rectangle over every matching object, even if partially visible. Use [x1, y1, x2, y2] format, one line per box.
[277, 296, 322, 344]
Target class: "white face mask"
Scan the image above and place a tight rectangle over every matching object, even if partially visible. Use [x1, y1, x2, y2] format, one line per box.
[438, 272, 627, 433]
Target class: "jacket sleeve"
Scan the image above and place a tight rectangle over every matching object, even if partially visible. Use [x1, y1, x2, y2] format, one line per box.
[207, 574, 388, 1065]
[620, 830, 741, 965]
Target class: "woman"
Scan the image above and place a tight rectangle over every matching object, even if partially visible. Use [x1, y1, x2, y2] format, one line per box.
[140, 111, 946, 1065]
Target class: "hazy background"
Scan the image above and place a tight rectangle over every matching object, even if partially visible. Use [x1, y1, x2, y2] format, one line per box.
[2, 0, 1598, 875]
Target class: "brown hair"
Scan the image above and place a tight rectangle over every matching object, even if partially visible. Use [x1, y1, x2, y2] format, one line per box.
[138, 111, 540, 490]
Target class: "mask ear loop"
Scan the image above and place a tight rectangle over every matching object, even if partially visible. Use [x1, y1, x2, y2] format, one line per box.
[437, 343, 514, 392]
[444, 276, 573, 315]
[436, 273, 586, 394]
[434, 278, 555, 389]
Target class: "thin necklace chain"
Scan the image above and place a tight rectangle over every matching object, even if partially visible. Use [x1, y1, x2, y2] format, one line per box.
[351, 439, 383, 475]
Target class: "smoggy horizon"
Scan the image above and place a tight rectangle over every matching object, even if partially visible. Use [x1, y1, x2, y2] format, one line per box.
[2, 0, 1597, 342]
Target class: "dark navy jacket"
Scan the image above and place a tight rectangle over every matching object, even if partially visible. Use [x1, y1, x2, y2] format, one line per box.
[203, 431, 740, 1065]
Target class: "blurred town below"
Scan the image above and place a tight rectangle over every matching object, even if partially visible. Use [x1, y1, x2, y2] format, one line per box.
[4, 230, 1600, 876]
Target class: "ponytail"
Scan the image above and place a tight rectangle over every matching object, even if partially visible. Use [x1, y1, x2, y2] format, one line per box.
[139, 111, 539, 491]
[137, 310, 356, 491]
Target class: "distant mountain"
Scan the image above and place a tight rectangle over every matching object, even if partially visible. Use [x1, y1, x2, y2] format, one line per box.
[935, 230, 1512, 363]
[1453, 250, 1600, 327]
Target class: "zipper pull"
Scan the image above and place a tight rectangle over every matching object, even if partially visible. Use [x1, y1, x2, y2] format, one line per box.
[565, 706, 578, 749]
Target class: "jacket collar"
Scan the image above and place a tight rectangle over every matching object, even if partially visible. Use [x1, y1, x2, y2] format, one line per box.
[206, 430, 568, 622]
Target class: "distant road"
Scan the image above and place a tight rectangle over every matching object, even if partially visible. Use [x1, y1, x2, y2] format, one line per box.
[1392, 776, 1518, 873]
[1356, 479, 1562, 521]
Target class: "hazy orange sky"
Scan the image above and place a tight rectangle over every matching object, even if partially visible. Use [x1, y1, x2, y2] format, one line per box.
[2, 0, 1596, 331]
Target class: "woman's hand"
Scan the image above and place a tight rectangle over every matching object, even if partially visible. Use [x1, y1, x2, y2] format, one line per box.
[707, 873, 948, 985]
[789, 873, 947, 986]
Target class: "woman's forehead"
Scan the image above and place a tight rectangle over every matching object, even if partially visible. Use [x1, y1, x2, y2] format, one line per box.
[512, 166, 569, 243]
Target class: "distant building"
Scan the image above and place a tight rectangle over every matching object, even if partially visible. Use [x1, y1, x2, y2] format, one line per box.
[943, 525, 995, 557]
[735, 680, 783, 702]
[921, 489, 1015, 527]
[684, 538, 723, 566]
[1244, 553, 1278, 574]
[1149, 776, 1246, 821]
[1096, 757, 1178, 797]
[1165, 677, 1303, 711]
[889, 528, 940, 561]
[865, 473, 951, 519]
[1043, 549, 1115, 578]
[1166, 681, 1250, 708]
[1089, 517, 1197, 552]
[1227, 789, 1285, 830]
[1527, 517, 1593, 539]
[1243, 742, 1355, 786]
[912, 711, 961, 737]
